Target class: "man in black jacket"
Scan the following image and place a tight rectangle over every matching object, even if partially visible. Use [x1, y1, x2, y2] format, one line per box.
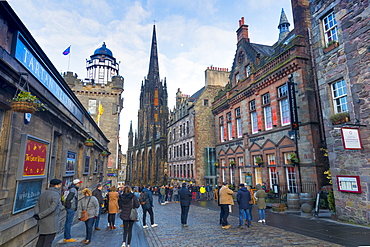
[92, 184, 104, 230]
[178, 183, 192, 227]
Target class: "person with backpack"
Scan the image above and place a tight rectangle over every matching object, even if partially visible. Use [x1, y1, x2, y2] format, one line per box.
[140, 185, 158, 229]
[63, 178, 82, 242]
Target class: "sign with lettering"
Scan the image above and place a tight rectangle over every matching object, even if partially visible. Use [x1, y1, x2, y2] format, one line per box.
[341, 127, 362, 150]
[13, 179, 43, 214]
[337, 175, 361, 193]
[17, 134, 49, 180]
[66, 151, 76, 175]
[14, 32, 83, 122]
[23, 139, 47, 177]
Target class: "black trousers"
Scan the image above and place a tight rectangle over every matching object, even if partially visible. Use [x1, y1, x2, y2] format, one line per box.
[142, 207, 154, 226]
[108, 213, 116, 226]
[220, 204, 230, 226]
[36, 233, 56, 247]
[181, 205, 190, 224]
[122, 220, 135, 245]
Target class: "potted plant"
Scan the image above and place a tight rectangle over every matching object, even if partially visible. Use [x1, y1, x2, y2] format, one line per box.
[289, 153, 299, 165]
[213, 162, 219, 167]
[255, 156, 263, 166]
[8, 91, 44, 113]
[84, 138, 95, 146]
[327, 190, 336, 218]
[101, 151, 109, 156]
[330, 112, 350, 125]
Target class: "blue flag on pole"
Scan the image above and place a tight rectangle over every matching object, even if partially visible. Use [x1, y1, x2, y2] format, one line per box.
[62, 46, 70, 55]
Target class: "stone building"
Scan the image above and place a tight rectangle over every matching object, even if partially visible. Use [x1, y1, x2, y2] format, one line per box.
[212, 0, 327, 193]
[309, 0, 370, 225]
[168, 67, 229, 186]
[0, 2, 109, 246]
[127, 25, 169, 186]
[64, 42, 124, 186]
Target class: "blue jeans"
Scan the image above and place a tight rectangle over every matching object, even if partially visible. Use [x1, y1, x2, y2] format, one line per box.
[239, 208, 251, 226]
[258, 208, 266, 220]
[84, 218, 95, 241]
[249, 205, 253, 221]
[64, 208, 76, 239]
[94, 205, 102, 228]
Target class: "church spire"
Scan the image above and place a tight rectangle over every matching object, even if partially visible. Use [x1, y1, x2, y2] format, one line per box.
[278, 8, 290, 43]
[148, 25, 160, 82]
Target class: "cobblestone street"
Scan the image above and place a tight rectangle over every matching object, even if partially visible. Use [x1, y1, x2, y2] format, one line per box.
[52, 199, 350, 247]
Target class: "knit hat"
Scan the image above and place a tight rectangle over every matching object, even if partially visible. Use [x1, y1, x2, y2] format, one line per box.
[50, 179, 62, 185]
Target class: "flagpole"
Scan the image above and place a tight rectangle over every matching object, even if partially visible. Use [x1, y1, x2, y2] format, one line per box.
[97, 100, 101, 127]
[67, 45, 71, 71]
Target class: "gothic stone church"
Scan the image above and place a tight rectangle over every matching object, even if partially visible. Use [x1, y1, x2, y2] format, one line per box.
[127, 25, 169, 186]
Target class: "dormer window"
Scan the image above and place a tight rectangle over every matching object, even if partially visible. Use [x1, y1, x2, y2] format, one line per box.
[245, 65, 251, 78]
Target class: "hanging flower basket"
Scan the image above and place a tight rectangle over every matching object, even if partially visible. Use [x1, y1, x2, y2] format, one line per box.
[84, 138, 95, 146]
[102, 151, 109, 156]
[9, 91, 45, 113]
[11, 101, 37, 113]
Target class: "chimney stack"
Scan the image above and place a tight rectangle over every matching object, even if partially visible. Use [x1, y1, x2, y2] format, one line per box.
[236, 17, 250, 43]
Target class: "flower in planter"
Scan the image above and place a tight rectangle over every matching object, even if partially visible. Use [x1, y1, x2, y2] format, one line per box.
[329, 112, 350, 125]
[289, 153, 299, 165]
[84, 138, 95, 146]
[102, 151, 109, 156]
[255, 156, 263, 166]
[8, 91, 45, 112]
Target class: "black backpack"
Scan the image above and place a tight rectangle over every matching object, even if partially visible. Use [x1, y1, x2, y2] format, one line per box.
[139, 191, 149, 205]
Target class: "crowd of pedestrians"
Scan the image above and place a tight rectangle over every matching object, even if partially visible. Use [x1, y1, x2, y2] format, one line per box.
[32, 178, 266, 247]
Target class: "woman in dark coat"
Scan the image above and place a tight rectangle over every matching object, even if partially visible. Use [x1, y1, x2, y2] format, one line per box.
[118, 186, 139, 247]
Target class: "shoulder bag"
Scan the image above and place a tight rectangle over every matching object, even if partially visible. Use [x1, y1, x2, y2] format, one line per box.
[80, 197, 91, 221]
[129, 197, 138, 221]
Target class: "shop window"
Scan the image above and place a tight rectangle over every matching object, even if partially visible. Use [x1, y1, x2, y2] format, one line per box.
[286, 167, 298, 193]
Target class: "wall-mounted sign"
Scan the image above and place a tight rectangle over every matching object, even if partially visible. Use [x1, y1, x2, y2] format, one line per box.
[337, 175, 362, 193]
[13, 179, 43, 214]
[341, 127, 362, 150]
[17, 134, 49, 180]
[66, 151, 76, 175]
[14, 32, 83, 122]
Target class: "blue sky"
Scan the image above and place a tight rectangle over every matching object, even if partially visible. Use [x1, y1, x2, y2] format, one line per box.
[8, 0, 293, 152]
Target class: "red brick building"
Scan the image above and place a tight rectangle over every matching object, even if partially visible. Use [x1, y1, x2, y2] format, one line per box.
[212, 0, 327, 194]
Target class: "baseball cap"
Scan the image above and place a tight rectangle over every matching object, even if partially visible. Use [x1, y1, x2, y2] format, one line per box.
[50, 179, 62, 185]
[73, 179, 82, 184]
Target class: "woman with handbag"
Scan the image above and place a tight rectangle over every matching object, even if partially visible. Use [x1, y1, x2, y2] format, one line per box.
[107, 186, 119, 229]
[78, 188, 99, 244]
[118, 186, 139, 247]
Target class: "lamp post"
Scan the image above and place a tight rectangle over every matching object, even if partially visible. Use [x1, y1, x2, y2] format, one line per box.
[287, 74, 303, 193]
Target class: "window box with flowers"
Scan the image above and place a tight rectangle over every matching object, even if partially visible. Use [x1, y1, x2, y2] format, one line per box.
[323, 41, 339, 53]
[330, 112, 350, 125]
[84, 138, 95, 147]
[9, 91, 45, 113]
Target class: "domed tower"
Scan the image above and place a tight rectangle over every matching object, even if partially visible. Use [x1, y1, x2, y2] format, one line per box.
[86, 42, 119, 84]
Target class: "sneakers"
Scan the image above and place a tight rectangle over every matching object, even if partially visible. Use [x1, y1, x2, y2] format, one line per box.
[151, 224, 158, 227]
[182, 224, 188, 227]
[143, 225, 148, 229]
[64, 239, 77, 243]
[262, 219, 266, 223]
[221, 225, 231, 229]
[121, 242, 126, 247]
[239, 225, 244, 229]
[258, 220, 263, 223]
[94, 227, 101, 230]
[81, 240, 90, 244]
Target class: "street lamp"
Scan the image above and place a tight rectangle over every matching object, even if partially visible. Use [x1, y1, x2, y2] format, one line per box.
[287, 74, 302, 193]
